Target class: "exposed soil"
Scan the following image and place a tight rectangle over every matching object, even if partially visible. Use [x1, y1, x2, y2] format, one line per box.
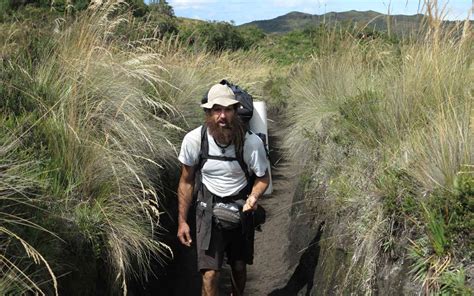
[217, 113, 324, 296]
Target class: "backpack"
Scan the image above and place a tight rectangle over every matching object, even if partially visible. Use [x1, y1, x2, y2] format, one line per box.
[202, 79, 254, 123]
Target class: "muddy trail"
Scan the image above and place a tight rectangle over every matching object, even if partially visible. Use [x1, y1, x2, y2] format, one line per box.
[133, 110, 324, 295]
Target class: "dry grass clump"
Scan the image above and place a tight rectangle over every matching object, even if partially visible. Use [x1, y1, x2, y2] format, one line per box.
[1, 3, 181, 294]
[285, 15, 472, 294]
[0, 140, 58, 296]
[136, 34, 274, 129]
[1, 2, 275, 293]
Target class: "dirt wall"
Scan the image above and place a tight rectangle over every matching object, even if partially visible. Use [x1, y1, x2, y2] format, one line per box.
[276, 177, 418, 296]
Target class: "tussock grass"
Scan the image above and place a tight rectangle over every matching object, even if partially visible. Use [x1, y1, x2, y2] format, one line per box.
[139, 35, 274, 128]
[0, 139, 58, 295]
[1, 3, 180, 294]
[285, 14, 473, 294]
[1, 2, 274, 294]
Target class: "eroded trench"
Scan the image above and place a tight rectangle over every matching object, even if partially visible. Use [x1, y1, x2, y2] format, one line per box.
[128, 109, 403, 296]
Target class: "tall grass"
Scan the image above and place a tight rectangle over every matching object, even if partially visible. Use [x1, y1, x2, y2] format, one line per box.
[0, 139, 58, 295]
[285, 13, 472, 294]
[1, 2, 274, 293]
[1, 3, 181, 293]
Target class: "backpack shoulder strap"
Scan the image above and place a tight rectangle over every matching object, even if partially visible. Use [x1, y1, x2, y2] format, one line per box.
[236, 131, 251, 182]
[192, 126, 207, 198]
[197, 125, 208, 172]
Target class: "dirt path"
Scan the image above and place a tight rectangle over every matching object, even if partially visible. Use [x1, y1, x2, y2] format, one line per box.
[218, 114, 301, 295]
[246, 124, 299, 295]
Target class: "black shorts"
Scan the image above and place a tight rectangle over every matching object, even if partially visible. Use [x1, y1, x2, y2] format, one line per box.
[197, 222, 252, 271]
[195, 185, 255, 272]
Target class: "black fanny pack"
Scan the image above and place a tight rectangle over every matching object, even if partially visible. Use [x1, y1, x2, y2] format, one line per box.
[212, 198, 266, 231]
[212, 199, 245, 230]
[252, 204, 266, 230]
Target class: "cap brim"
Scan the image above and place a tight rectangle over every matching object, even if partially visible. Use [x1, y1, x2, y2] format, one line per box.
[201, 97, 240, 109]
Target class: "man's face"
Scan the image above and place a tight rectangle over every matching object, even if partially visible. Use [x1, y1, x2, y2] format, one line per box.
[210, 104, 236, 128]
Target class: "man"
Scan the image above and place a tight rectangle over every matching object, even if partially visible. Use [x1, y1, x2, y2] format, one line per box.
[177, 82, 269, 296]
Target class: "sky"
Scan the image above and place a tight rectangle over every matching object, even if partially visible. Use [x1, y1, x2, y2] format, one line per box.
[166, 0, 473, 25]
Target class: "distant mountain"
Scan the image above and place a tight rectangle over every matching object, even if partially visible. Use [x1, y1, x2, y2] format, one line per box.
[239, 10, 464, 35]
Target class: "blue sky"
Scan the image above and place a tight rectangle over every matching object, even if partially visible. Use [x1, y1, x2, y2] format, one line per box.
[166, 0, 473, 25]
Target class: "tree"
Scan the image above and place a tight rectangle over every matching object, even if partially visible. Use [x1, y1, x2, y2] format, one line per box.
[237, 25, 266, 49]
[148, 0, 174, 17]
[194, 21, 245, 51]
[146, 0, 177, 37]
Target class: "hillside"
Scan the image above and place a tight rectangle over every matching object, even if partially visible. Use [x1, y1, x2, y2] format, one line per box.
[1, 3, 472, 295]
[240, 10, 464, 35]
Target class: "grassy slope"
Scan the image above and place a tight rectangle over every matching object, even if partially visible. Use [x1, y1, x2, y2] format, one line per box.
[241, 9, 471, 38]
[0, 5, 273, 295]
[240, 10, 419, 33]
[1, 4, 472, 295]
[283, 19, 473, 294]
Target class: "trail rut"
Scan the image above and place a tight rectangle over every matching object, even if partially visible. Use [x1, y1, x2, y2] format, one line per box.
[218, 113, 303, 295]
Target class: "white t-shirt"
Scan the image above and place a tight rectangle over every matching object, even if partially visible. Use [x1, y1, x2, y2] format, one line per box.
[178, 126, 268, 197]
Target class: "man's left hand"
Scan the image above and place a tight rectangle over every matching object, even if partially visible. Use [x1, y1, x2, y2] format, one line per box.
[243, 194, 258, 212]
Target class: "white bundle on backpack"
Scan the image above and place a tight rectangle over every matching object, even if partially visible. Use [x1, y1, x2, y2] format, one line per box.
[249, 101, 273, 195]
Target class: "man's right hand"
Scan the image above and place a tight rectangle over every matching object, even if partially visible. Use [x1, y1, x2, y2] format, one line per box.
[177, 222, 192, 247]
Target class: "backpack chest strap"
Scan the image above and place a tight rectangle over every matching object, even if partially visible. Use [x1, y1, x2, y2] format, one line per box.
[205, 155, 238, 162]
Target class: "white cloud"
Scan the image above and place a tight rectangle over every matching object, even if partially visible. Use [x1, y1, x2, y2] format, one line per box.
[169, 0, 217, 9]
[170, 0, 330, 10]
[270, 0, 304, 8]
[445, 7, 473, 20]
[300, 6, 316, 14]
[191, 14, 205, 21]
[271, 0, 328, 8]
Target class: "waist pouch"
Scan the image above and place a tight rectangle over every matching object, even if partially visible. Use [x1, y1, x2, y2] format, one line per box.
[213, 199, 267, 231]
[213, 199, 245, 230]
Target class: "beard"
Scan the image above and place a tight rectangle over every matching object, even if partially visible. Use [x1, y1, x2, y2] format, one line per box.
[206, 114, 245, 148]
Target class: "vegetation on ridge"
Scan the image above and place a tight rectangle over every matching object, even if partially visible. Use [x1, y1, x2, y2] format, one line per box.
[0, 1, 273, 293]
[284, 13, 473, 294]
[0, 0, 472, 294]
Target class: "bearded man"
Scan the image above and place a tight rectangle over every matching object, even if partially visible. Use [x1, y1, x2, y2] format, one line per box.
[177, 82, 269, 296]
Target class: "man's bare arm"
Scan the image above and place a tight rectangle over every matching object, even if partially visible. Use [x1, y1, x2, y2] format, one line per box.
[243, 170, 270, 212]
[177, 164, 195, 246]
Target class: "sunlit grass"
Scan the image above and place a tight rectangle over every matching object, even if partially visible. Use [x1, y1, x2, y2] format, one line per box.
[1, 3, 179, 293]
[0, 139, 58, 295]
[1, 2, 274, 294]
[284, 13, 472, 294]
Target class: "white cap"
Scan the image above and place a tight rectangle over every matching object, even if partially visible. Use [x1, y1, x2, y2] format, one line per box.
[201, 84, 239, 109]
